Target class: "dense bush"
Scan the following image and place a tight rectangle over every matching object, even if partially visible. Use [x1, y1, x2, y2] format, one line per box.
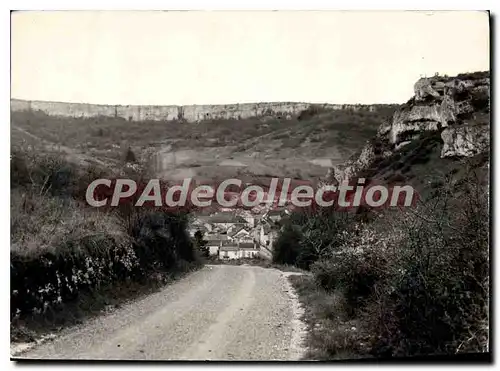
[298, 105, 323, 121]
[272, 209, 352, 269]
[130, 210, 198, 272]
[193, 230, 209, 258]
[308, 166, 489, 357]
[125, 147, 137, 163]
[11, 150, 76, 196]
[278, 157, 489, 358]
[365, 173, 489, 356]
[11, 148, 201, 318]
[312, 252, 387, 317]
[11, 148, 109, 200]
[272, 223, 303, 266]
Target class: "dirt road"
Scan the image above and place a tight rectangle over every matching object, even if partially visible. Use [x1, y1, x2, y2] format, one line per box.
[14, 265, 307, 361]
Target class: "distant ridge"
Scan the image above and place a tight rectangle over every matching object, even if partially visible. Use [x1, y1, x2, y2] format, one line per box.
[11, 98, 395, 123]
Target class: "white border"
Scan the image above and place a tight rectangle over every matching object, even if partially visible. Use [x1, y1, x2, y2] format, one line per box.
[3, 1, 497, 10]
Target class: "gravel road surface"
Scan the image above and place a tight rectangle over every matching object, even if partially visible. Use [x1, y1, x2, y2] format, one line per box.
[14, 265, 307, 361]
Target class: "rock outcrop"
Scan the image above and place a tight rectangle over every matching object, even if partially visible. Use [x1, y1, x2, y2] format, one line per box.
[326, 72, 490, 184]
[441, 124, 490, 158]
[328, 142, 382, 184]
[390, 74, 489, 147]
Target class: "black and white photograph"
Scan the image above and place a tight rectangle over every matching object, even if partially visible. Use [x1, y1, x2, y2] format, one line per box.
[8, 9, 491, 362]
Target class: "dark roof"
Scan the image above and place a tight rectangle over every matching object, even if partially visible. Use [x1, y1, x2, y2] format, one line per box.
[228, 226, 244, 236]
[230, 227, 251, 237]
[206, 240, 222, 246]
[209, 212, 247, 224]
[205, 234, 229, 241]
[239, 242, 256, 250]
[220, 245, 239, 251]
[205, 234, 219, 241]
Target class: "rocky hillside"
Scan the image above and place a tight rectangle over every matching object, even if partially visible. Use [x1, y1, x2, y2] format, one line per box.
[277, 71, 490, 360]
[326, 71, 490, 190]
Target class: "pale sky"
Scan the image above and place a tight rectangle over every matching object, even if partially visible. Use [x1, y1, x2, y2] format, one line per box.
[11, 11, 490, 105]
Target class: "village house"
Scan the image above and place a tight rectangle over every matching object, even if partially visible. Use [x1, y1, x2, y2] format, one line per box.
[235, 211, 256, 227]
[257, 223, 274, 247]
[189, 211, 248, 238]
[208, 212, 247, 231]
[188, 215, 213, 237]
[218, 244, 240, 260]
[206, 242, 220, 256]
[218, 241, 260, 260]
[205, 233, 231, 256]
[228, 225, 253, 242]
[189, 209, 280, 260]
[188, 224, 208, 238]
[238, 242, 260, 259]
[262, 208, 289, 224]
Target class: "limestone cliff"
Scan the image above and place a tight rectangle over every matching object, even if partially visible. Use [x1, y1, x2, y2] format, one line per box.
[326, 71, 490, 184]
[10, 99, 388, 123]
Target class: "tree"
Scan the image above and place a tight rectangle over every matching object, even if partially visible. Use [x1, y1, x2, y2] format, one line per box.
[125, 147, 137, 163]
[193, 230, 209, 258]
[272, 223, 302, 266]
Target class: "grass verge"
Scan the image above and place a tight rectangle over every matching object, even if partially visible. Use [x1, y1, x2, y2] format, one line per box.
[289, 275, 371, 360]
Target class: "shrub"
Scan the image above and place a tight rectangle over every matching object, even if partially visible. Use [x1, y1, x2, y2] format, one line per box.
[11, 151, 31, 187]
[11, 149, 201, 319]
[10, 188, 138, 316]
[193, 230, 209, 258]
[273, 209, 352, 269]
[125, 147, 137, 163]
[307, 162, 489, 357]
[313, 253, 383, 316]
[11, 147, 109, 200]
[11, 149, 76, 196]
[312, 221, 397, 316]
[367, 173, 489, 356]
[272, 223, 303, 266]
[289, 274, 371, 360]
[298, 105, 322, 121]
[130, 210, 199, 273]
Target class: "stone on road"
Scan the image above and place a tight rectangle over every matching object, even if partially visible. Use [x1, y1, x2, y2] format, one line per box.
[15, 265, 307, 361]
